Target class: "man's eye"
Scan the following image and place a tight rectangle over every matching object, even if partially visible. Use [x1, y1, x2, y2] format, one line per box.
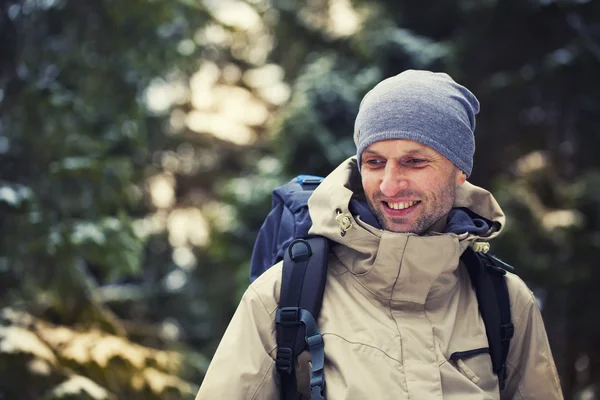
[405, 158, 425, 165]
[365, 159, 385, 166]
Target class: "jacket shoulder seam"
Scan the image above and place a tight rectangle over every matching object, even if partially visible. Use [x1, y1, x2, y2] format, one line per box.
[511, 288, 537, 326]
[246, 286, 278, 359]
[248, 285, 277, 316]
[503, 272, 537, 322]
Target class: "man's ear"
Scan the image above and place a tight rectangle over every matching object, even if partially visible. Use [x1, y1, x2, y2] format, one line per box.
[456, 170, 467, 185]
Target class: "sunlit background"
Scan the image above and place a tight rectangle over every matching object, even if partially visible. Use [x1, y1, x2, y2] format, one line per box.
[1, 0, 600, 398]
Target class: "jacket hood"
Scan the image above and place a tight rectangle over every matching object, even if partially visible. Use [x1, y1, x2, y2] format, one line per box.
[308, 157, 505, 243]
[307, 157, 506, 303]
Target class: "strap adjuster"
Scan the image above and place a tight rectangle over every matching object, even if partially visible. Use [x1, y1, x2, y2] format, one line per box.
[275, 347, 293, 374]
[306, 332, 323, 348]
[276, 307, 301, 325]
[500, 323, 514, 341]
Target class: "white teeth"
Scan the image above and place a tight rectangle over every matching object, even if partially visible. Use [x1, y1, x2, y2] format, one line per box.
[387, 201, 419, 210]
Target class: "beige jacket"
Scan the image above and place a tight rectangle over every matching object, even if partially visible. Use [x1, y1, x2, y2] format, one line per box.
[196, 158, 563, 400]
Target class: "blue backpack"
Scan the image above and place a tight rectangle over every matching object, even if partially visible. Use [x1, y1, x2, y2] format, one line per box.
[250, 176, 515, 400]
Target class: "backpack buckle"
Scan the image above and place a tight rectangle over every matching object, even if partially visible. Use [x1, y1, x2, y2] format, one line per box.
[276, 307, 301, 325]
[500, 323, 514, 341]
[310, 381, 326, 400]
[296, 175, 323, 186]
[276, 347, 294, 374]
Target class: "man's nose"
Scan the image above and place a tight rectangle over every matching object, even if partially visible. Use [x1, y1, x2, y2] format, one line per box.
[379, 165, 410, 197]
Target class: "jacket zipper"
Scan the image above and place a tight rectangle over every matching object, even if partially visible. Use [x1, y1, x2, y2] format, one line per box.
[449, 347, 489, 362]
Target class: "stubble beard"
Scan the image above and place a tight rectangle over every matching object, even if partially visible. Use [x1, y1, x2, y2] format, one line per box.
[366, 176, 458, 235]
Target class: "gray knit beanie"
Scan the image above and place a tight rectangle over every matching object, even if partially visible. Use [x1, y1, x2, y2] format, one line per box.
[354, 70, 480, 176]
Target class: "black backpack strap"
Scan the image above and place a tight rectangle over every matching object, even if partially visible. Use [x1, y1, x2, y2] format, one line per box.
[461, 247, 514, 390]
[276, 237, 329, 400]
[483, 252, 514, 390]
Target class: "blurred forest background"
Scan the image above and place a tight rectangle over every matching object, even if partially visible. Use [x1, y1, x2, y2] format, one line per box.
[1, 0, 599, 398]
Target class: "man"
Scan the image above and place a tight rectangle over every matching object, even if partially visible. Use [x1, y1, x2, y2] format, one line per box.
[196, 70, 563, 399]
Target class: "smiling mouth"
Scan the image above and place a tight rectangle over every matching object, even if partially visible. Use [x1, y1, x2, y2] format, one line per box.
[385, 200, 421, 210]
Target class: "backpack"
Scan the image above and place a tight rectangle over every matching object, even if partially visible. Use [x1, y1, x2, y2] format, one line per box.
[250, 175, 515, 400]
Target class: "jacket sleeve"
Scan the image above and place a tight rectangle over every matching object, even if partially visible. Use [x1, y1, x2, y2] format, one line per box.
[501, 281, 563, 400]
[195, 285, 279, 400]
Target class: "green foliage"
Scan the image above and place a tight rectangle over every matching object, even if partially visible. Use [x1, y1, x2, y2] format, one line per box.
[272, 55, 379, 175]
[0, 0, 209, 310]
[1, 0, 211, 397]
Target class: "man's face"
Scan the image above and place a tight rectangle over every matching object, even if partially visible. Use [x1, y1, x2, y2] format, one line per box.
[360, 139, 466, 234]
